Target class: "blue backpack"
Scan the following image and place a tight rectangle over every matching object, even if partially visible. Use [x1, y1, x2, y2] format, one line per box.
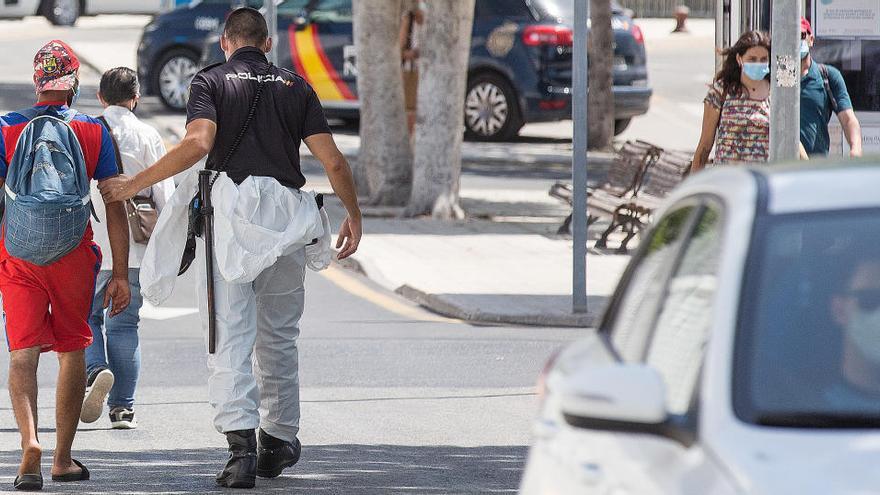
[4, 107, 93, 266]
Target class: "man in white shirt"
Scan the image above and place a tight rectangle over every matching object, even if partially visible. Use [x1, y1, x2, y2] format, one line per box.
[81, 67, 175, 429]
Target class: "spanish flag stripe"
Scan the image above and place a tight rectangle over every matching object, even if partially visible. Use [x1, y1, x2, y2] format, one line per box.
[292, 25, 344, 101]
[288, 24, 308, 81]
[308, 22, 356, 100]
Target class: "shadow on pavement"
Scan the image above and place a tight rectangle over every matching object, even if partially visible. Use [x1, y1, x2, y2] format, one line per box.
[0, 444, 526, 494]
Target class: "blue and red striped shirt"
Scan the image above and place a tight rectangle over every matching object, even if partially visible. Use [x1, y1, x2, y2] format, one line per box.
[0, 101, 118, 181]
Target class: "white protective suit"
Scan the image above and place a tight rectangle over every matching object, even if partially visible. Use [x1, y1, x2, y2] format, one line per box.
[141, 171, 331, 305]
[141, 171, 332, 440]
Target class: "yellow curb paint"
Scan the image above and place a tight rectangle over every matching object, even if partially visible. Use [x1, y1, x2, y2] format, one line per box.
[318, 265, 459, 324]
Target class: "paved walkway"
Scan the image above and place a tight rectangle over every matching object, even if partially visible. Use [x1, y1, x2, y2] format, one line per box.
[318, 183, 631, 328]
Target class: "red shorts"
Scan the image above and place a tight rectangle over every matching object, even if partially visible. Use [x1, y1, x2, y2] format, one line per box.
[0, 243, 101, 353]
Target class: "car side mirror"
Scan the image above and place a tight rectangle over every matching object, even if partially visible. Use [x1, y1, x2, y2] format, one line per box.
[559, 363, 667, 426]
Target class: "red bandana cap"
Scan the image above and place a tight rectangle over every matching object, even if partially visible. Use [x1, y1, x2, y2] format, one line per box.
[801, 17, 813, 36]
[33, 40, 80, 93]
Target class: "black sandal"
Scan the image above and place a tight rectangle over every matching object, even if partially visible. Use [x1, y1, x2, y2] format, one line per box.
[13, 473, 43, 491]
[51, 459, 89, 482]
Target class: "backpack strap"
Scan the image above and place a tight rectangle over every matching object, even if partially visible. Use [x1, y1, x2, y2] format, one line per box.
[818, 63, 839, 114]
[97, 116, 125, 176]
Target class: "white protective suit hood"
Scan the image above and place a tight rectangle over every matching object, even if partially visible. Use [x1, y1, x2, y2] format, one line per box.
[140, 171, 332, 306]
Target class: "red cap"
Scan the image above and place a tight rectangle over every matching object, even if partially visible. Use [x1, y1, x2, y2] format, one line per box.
[801, 17, 813, 36]
[33, 40, 80, 93]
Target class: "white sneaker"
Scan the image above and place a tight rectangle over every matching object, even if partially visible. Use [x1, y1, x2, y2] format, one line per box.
[80, 368, 114, 423]
[109, 407, 137, 429]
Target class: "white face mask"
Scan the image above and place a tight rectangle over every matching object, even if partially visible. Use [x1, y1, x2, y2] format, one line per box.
[845, 306, 880, 366]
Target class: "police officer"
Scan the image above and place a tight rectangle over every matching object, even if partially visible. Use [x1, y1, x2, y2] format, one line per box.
[99, 7, 362, 489]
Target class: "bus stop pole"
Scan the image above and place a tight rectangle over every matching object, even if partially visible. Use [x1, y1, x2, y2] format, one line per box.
[266, 0, 278, 66]
[769, 0, 801, 163]
[572, 0, 589, 314]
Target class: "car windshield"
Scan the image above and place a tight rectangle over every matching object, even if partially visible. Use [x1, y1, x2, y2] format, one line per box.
[735, 209, 880, 428]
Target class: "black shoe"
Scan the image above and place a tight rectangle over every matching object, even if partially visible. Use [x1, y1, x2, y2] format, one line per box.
[51, 459, 89, 482]
[257, 429, 301, 479]
[216, 430, 257, 489]
[13, 473, 42, 491]
[109, 407, 138, 429]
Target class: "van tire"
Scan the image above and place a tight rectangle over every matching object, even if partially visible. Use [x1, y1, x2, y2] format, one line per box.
[43, 0, 80, 26]
[464, 72, 523, 141]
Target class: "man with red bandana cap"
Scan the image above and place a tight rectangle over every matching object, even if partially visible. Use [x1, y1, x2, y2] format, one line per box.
[799, 17, 863, 158]
[0, 40, 131, 491]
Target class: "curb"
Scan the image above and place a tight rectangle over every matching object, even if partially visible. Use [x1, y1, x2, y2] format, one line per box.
[335, 257, 596, 328]
[395, 285, 597, 328]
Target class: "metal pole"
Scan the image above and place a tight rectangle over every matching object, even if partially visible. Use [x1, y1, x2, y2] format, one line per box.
[572, 0, 589, 314]
[199, 170, 217, 354]
[769, 0, 801, 163]
[266, 0, 278, 66]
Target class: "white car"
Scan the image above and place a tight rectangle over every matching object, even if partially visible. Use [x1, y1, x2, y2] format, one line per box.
[0, 0, 166, 26]
[521, 163, 880, 494]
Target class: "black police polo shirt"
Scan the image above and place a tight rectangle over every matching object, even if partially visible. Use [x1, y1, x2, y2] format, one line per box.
[186, 46, 331, 189]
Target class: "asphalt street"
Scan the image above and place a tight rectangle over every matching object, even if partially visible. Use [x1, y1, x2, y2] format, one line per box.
[0, 14, 584, 495]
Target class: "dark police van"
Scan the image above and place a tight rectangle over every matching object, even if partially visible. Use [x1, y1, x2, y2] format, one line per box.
[138, 0, 651, 140]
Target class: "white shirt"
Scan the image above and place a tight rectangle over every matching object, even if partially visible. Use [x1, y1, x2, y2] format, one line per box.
[90, 105, 175, 270]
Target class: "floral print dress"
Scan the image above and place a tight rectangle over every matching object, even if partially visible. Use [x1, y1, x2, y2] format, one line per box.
[705, 82, 770, 165]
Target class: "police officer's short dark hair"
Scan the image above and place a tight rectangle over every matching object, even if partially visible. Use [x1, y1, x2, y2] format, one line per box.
[99, 67, 139, 105]
[224, 7, 268, 46]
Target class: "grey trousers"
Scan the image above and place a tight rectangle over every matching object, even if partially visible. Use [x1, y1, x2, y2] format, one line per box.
[197, 241, 306, 442]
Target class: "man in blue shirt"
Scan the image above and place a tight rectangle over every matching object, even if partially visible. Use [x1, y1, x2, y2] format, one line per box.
[800, 17, 862, 158]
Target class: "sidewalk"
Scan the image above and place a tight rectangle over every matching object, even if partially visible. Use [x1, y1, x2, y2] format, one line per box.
[320, 182, 631, 328]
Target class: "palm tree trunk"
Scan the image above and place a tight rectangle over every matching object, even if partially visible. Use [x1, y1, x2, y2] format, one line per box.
[588, 0, 615, 149]
[405, 0, 475, 219]
[353, 0, 413, 205]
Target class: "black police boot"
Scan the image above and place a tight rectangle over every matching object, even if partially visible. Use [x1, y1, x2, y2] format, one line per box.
[216, 430, 257, 488]
[256, 429, 302, 478]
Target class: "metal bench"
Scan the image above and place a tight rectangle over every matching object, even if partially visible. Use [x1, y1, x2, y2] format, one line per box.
[550, 140, 691, 253]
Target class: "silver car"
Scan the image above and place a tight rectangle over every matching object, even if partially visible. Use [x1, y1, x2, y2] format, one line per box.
[522, 163, 880, 494]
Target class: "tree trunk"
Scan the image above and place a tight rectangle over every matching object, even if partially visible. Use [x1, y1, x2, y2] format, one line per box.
[352, 0, 412, 205]
[588, 0, 614, 150]
[405, 0, 475, 219]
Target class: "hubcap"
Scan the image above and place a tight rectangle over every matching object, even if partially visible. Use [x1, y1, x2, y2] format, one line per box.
[159, 56, 199, 110]
[465, 82, 509, 137]
[52, 0, 78, 25]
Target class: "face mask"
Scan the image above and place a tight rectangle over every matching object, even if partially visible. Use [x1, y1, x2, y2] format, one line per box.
[742, 62, 770, 81]
[800, 39, 810, 60]
[845, 306, 880, 366]
[131, 101, 138, 113]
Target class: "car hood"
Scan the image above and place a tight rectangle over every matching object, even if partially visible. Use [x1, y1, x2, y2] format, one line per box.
[716, 429, 880, 494]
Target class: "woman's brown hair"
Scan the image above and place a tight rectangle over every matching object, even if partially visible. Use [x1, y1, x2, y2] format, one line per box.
[714, 30, 772, 96]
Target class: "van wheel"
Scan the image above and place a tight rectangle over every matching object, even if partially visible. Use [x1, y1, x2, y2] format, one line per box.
[155, 49, 200, 112]
[44, 0, 79, 26]
[614, 118, 632, 136]
[464, 73, 523, 141]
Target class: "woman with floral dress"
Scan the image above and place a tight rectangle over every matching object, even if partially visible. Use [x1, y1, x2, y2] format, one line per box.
[691, 31, 775, 172]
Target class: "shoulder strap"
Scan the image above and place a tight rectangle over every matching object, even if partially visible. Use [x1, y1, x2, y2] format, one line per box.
[97, 116, 125, 176]
[818, 63, 839, 114]
[208, 68, 268, 188]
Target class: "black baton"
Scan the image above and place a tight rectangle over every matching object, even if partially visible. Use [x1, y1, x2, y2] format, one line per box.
[199, 170, 217, 355]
